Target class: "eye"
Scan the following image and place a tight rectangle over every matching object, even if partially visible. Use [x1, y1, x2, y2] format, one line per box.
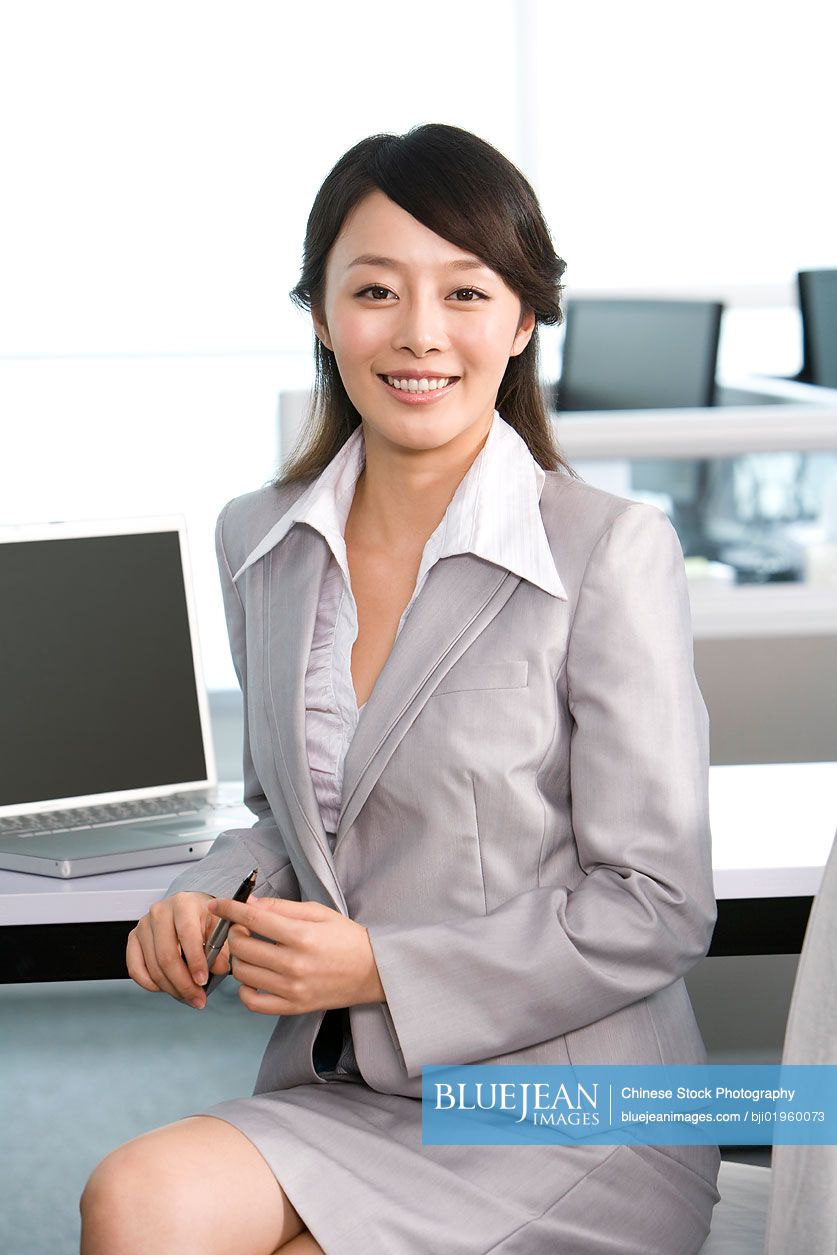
[356, 285, 394, 301]
[354, 285, 488, 302]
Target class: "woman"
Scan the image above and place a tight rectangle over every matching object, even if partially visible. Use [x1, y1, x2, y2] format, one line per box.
[82, 123, 721, 1254]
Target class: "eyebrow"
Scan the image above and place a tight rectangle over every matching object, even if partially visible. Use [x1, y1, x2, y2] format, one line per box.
[345, 253, 492, 274]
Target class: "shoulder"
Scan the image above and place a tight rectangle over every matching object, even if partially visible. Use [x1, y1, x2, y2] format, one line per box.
[215, 479, 315, 573]
[539, 470, 682, 598]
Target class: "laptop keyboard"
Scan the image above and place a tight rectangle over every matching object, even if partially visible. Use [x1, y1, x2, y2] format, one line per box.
[0, 793, 204, 837]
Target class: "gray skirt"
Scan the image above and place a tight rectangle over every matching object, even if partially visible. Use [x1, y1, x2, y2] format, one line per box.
[192, 1011, 722, 1255]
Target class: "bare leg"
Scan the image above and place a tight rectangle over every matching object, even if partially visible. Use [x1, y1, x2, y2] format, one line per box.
[272, 1232, 325, 1254]
[80, 1115, 307, 1255]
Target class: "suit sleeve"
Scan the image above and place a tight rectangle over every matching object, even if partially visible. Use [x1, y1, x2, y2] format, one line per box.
[366, 502, 716, 1078]
[160, 501, 300, 993]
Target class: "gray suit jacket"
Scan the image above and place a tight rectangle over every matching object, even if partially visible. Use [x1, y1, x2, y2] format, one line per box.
[163, 468, 717, 1102]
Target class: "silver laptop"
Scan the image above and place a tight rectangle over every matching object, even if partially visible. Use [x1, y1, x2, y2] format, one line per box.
[0, 514, 236, 878]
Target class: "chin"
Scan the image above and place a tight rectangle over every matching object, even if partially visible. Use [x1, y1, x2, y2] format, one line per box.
[379, 415, 474, 448]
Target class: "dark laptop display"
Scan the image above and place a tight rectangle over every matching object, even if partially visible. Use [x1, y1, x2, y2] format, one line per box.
[1, 528, 209, 804]
[0, 517, 223, 876]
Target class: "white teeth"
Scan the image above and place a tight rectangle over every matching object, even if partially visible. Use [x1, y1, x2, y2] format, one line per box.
[384, 375, 453, 392]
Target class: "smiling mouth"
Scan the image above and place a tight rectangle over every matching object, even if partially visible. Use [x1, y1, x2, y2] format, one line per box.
[377, 374, 461, 393]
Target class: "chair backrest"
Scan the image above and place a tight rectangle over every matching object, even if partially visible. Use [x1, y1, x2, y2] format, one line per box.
[556, 297, 723, 411]
[797, 269, 837, 389]
[764, 827, 837, 1254]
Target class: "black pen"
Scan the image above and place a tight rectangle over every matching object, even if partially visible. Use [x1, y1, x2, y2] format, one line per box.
[201, 867, 258, 989]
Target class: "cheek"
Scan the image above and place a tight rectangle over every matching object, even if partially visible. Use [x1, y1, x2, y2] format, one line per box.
[332, 314, 384, 361]
[457, 314, 513, 361]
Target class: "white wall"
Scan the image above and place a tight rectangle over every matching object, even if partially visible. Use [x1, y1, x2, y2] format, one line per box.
[3, 0, 833, 686]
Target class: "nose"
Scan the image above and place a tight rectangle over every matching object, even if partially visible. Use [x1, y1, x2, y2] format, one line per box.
[393, 288, 450, 358]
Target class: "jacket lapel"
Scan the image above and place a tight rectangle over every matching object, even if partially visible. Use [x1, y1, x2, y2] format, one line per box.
[334, 553, 521, 852]
[260, 525, 522, 889]
[259, 524, 345, 904]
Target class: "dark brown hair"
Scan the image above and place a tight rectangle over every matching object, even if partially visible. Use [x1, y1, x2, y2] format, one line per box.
[273, 122, 579, 489]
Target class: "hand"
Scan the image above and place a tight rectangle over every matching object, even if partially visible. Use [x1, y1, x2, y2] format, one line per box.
[207, 895, 386, 1016]
[127, 891, 230, 1008]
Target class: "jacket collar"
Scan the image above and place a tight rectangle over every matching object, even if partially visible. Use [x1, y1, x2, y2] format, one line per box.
[232, 409, 567, 602]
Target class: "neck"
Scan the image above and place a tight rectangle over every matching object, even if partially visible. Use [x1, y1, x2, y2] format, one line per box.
[346, 411, 493, 555]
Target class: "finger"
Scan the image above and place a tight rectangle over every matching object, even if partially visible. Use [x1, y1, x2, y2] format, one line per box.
[209, 937, 231, 977]
[228, 929, 291, 977]
[126, 928, 162, 992]
[169, 897, 211, 987]
[228, 954, 289, 997]
[209, 898, 283, 939]
[248, 896, 334, 922]
[209, 897, 304, 942]
[147, 902, 207, 1003]
[238, 983, 298, 1016]
[135, 916, 184, 1002]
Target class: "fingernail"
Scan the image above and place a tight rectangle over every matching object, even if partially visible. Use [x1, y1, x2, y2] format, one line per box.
[196, 971, 207, 984]
[191, 997, 205, 1009]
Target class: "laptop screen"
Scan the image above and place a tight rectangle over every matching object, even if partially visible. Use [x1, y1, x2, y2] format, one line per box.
[0, 519, 215, 814]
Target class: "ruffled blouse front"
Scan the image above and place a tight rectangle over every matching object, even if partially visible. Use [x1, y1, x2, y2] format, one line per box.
[303, 550, 368, 844]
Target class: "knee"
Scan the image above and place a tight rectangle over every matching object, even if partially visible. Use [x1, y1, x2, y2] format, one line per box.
[81, 1149, 123, 1210]
[80, 1144, 175, 1251]
[80, 1147, 139, 1229]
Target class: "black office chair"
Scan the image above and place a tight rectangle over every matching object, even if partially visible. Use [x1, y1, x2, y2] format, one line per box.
[756, 268, 837, 388]
[549, 297, 724, 558]
[795, 269, 837, 388]
[741, 269, 837, 557]
[553, 297, 724, 412]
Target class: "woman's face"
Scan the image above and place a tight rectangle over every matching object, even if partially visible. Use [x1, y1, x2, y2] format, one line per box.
[312, 189, 535, 454]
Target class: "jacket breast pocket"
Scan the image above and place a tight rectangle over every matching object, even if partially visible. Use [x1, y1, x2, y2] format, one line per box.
[430, 659, 529, 696]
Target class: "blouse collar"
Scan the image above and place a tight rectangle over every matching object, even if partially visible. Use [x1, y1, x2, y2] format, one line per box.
[233, 408, 567, 601]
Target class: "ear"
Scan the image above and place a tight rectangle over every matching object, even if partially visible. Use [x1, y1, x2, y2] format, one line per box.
[510, 304, 536, 357]
[311, 305, 334, 352]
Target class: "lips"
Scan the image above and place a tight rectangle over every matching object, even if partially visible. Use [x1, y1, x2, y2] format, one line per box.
[377, 374, 460, 384]
[377, 374, 460, 404]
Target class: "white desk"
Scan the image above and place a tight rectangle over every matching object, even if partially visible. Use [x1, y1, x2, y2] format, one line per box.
[708, 761, 836, 899]
[1, 765, 835, 976]
[0, 796, 255, 926]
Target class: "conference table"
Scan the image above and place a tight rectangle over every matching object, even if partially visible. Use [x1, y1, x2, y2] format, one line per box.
[1, 764, 835, 983]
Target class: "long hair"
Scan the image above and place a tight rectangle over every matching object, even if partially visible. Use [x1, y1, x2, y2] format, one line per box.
[273, 122, 579, 488]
